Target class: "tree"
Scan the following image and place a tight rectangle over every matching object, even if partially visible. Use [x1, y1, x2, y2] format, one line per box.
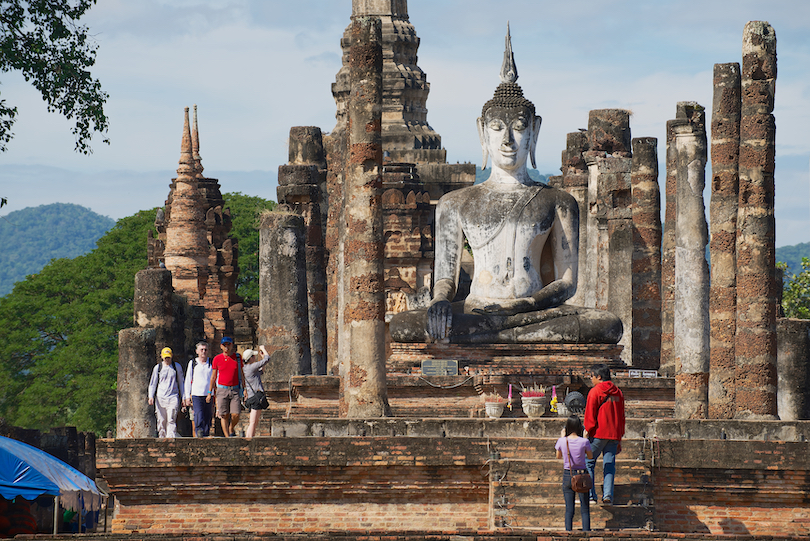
[223, 192, 276, 302]
[0, 209, 156, 434]
[0, 0, 108, 153]
[779, 257, 810, 319]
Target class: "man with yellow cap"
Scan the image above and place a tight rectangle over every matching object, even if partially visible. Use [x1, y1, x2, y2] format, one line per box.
[148, 347, 186, 438]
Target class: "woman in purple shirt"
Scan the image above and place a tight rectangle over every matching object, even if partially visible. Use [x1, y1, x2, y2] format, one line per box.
[555, 416, 593, 531]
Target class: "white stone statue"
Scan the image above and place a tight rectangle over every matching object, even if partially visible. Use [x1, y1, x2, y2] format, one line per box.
[390, 27, 622, 344]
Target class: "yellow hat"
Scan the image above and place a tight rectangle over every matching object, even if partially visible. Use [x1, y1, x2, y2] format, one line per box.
[161, 347, 173, 358]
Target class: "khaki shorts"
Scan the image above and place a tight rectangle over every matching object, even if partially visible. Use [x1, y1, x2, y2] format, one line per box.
[215, 386, 242, 417]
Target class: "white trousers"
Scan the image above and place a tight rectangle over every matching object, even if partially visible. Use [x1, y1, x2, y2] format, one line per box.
[155, 395, 179, 438]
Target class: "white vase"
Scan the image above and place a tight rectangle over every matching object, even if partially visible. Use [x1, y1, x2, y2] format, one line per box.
[521, 396, 547, 418]
[485, 402, 505, 419]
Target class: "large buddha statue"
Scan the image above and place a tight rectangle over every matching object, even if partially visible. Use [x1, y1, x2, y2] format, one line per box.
[390, 29, 622, 345]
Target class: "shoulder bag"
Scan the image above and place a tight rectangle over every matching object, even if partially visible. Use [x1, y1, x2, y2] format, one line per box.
[566, 438, 593, 493]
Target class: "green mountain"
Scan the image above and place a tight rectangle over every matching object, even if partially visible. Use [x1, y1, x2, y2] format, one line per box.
[776, 242, 810, 277]
[0, 203, 115, 296]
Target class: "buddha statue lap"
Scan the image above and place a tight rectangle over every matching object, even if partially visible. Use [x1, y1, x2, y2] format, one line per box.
[389, 27, 622, 345]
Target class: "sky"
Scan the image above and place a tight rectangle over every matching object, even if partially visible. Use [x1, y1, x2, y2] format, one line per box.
[1, 0, 809, 247]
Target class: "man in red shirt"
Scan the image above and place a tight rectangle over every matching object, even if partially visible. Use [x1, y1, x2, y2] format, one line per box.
[583, 363, 625, 505]
[207, 336, 246, 437]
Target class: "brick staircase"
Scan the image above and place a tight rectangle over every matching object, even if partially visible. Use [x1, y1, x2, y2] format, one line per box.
[486, 438, 654, 531]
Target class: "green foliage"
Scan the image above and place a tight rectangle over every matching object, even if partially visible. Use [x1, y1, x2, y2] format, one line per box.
[223, 192, 276, 302]
[779, 257, 810, 320]
[0, 209, 156, 434]
[0, 0, 109, 152]
[0, 202, 115, 296]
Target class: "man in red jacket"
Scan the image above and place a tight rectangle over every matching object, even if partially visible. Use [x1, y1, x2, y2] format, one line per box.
[583, 363, 625, 505]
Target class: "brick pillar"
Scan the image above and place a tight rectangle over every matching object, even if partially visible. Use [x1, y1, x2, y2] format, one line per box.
[631, 137, 662, 370]
[258, 213, 312, 380]
[324, 128, 348, 377]
[278, 126, 328, 375]
[709, 62, 742, 419]
[587, 109, 632, 362]
[777, 319, 810, 420]
[341, 16, 390, 418]
[660, 120, 677, 377]
[735, 21, 778, 419]
[116, 268, 174, 438]
[560, 131, 590, 307]
[672, 102, 709, 419]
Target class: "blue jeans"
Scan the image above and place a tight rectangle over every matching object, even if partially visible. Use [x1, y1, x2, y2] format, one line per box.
[562, 470, 590, 531]
[191, 395, 213, 437]
[587, 438, 618, 502]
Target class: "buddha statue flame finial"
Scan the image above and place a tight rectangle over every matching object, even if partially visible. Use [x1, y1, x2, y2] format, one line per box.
[500, 22, 517, 84]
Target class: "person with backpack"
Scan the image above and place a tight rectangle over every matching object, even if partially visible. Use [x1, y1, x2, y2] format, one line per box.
[184, 341, 214, 437]
[148, 347, 186, 438]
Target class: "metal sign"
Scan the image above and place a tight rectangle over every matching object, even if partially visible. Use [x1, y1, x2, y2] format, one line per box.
[421, 359, 459, 376]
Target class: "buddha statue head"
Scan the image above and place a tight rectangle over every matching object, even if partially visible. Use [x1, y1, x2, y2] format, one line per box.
[477, 24, 542, 174]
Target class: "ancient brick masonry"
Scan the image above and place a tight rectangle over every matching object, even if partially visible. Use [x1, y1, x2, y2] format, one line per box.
[660, 120, 677, 377]
[147, 106, 250, 350]
[584, 109, 633, 363]
[672, 102, 710, 419]
[258, 212, 312, 380]
[735, 21, 778, 419]
[381, 163, 433, 317]
[709, 62, 741, 419]
[277, 126, 328, 375]
[557, 131, 589, 307]
[630, 137, 662, 370]
[341, 16, 390, 417]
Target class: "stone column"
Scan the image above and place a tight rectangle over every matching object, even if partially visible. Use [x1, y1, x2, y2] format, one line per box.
[341, 16, 390, 418]
[587, 109, 632, 361]
[660, 120, 677, 377]
[672, 102, 709, 419]
[116, 268, 174, 438]
[560, 131, 590, 307]
[735, 21, 778, 419]
[278, 126, 328, 375]
[258, 212, 312, 380]
[324, 129, 348, 377]
[777, 319, 810, 421]
[631, 137, 662, 370]
[708, 62, 742, 419]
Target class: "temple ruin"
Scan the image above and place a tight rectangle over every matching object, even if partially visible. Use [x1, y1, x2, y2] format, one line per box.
[104, 4, 810, 538]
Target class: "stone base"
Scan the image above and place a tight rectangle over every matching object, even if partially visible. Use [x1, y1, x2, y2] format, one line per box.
[388, 342, 625, 375]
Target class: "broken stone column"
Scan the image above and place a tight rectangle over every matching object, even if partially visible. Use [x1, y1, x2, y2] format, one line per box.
[258, 212, 312, 380]
[708, 62, 741, 419]
[631, 137, 662, 370]
[560, 131, 590, 307]
[735, 21, 778, 419]
[672, 102, 709, 419]
[278, 126, 328, 375]
[324, 128, 348, 377]
[116, 268, 173, 438]
[586, 109, 632, 361]
[660, 120, 677, 377]
[777, 319, 810, 420]
[341, 16, 390, 418]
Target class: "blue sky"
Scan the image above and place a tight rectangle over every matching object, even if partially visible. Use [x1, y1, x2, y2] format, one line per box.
[1, 0, 809, 246]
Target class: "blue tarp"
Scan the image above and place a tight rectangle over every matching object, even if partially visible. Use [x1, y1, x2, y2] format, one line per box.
[0, 436, 104, 511]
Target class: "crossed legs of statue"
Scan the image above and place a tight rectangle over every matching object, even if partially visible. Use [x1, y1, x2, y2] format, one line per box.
[390, 303, 623, 344]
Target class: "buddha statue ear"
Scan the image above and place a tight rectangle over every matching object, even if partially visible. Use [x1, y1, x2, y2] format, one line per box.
[529, 115, 542, 169]
[477, 116, 488, 170]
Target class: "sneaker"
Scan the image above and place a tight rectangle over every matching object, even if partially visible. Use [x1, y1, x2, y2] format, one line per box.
[602, 497, 612, 505]
[589, 496, 598, 504]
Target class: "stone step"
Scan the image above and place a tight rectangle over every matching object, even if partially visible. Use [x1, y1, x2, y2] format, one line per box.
[496, 480, 652, 506]
[499, 501, 654, 531]
[490, 460, 650, 484]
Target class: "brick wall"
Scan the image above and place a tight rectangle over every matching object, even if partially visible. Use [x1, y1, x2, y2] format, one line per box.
[653, 439, 810, 535]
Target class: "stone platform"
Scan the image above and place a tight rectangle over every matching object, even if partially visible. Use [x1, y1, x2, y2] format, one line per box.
[96, 419, 810, 536]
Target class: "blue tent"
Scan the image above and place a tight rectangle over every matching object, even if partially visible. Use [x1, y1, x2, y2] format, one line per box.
[0, 436, 104, 512]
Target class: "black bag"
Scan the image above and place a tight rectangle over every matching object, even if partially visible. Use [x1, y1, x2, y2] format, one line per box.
[566, 439, 593, 493]
[245, 390, 269, 410]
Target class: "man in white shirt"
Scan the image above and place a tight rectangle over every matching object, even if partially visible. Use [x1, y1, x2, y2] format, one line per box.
[148, 347, 185, 438]
[184, 341, 214, 437]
